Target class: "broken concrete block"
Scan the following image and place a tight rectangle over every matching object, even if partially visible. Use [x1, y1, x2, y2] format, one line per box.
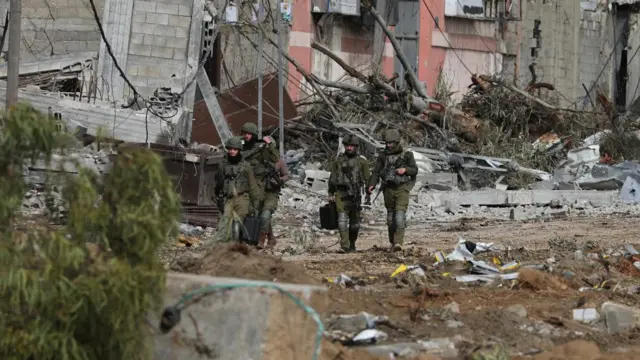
[152, 273, 328, 360]
[573, 308, 598, 323]
[302, 170, 330, 192]
[601, 301, 640, 334]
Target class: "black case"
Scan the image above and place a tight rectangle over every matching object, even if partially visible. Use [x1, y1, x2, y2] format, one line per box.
[319, 203, 338, 230]
[241, 216, 260, 245]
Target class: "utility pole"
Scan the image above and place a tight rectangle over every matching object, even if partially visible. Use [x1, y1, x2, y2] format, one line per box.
[256, 6, 264, 138]
[275, 1, 285, 158]
[6, 0, 21, 109]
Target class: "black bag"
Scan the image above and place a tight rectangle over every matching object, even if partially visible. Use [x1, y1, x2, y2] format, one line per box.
[240, 216, 260, 245]
[319, 203, 338, 230]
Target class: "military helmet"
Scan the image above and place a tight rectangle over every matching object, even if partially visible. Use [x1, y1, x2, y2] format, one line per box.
[384, 129, 401, 142]
[342, 134, 359, 146]
[241, 122, 259, 136]
[226, 136, 243, 150]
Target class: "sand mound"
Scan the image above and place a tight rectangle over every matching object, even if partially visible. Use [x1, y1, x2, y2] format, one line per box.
[518, 268, 568, 292]
[183, 243, 320, 285]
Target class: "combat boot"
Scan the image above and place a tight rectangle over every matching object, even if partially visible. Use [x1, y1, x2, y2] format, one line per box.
[257, 232, 268, 249]
[338, 231, 350, 253]
[348, 230, 359, 252]
[391, 229, 405, 252]
[266, 227, 277, 249]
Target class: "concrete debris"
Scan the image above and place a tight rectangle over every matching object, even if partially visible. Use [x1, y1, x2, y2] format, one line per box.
[573, 308, 599, 323]
[601, 302, 640, 334]
[506, 304, 528, 319]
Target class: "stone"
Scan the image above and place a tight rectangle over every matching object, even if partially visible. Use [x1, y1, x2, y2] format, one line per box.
[505, 304, 528, 318]
[443, 301, 460, 314]
[446, 320, 464, 328]
[152, 273, 328, 360]
[573, 308, 599, 323]
[601, 301, 640, 334]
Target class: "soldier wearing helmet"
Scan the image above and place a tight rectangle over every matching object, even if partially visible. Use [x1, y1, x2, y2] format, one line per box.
[214, 136, 260, 242]
[239, 122, 280, 249]
[367, 129, 418, 252]
[328, 134, 371, 253]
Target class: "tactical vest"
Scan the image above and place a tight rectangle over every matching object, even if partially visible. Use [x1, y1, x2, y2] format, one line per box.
[382, 150, 410, 185]
[221, 161, 250, 198]
[242, 145, 268, 181]
[335, 154, 364, 191]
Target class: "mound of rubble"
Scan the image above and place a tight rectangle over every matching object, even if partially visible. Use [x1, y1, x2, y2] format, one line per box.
[177, 243, 320, 285]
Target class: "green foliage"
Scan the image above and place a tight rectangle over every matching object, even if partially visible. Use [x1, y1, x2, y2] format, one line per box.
[0, 104, 180, 360]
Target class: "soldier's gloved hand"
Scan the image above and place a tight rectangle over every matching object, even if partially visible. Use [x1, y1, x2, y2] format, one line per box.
[448, 154, 464, 168]
[367, 185, 375, 194]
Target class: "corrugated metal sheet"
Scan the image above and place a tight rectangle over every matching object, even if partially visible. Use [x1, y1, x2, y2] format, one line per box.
[192, 72, 298, 145]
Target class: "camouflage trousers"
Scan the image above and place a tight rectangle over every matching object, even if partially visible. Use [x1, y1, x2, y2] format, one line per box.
[258, 191, 279, 233]
[383, 186, 410, 246]
[334, 190, 361, 251]
[214, 193, 250, 243]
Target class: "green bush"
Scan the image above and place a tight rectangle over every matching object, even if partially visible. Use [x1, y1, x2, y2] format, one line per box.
[0, 104, 180, 360]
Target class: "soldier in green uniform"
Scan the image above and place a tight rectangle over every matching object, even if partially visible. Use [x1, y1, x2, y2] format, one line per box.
[367, 129, 418, 252]
[328, 134, 371, 253]
[240, 122, 280, 248]
[214, 136, 260, 242]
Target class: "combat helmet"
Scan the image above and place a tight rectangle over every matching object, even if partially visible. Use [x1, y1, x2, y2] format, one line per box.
[241, 122, 259, 136]
[225, 136, 243, 150]
[384, 129, 401, 143]
[342, 134, 360, 146]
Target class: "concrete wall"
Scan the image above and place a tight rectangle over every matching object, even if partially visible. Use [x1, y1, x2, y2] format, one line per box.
[311, 16, 394, 87]
[578, 10, 611, 109]
[124, 0, 193, 97]
[432, 15, 516, 103]
[626, 12, 640, 107]
[520, 0, 582, 107]
[19, 0, 104, 61]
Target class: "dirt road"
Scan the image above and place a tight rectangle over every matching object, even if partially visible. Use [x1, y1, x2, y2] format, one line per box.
[168, 215, 640, 358]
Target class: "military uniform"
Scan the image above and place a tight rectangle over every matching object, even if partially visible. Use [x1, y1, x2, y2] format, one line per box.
[239, 122, 280, 248]
[214, 136, 260, 242]
[368, 129, 418, 252]
[265, 159, 290, 249]
[328, 135, 371, 253]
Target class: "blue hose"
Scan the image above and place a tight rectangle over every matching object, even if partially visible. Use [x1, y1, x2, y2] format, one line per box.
[174, 283, 324, 360]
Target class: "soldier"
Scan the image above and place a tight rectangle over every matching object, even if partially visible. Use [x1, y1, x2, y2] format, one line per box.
[367, 129, 418, 252]
[328, 134, 371, 253]
[214, 136, 260, 242]
[264, 157, 290, 249]
[239, 122, 280, 249]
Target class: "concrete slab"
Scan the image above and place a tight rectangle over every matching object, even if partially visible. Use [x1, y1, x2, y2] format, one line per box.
[421, 190, 619, 207]
[152, 273, 329, 360]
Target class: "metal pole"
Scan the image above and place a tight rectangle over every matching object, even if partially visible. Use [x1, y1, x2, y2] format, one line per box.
[275, 1, 285, 158]
[256, 17, 264, 138]
[6, 0, 21, 109]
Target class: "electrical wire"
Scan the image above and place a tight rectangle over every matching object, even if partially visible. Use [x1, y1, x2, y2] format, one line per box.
[160, 283, 324, 360]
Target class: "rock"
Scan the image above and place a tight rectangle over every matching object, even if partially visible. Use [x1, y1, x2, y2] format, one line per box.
[601, 301, 640, 334]
[417, 336, 461, 358]
[505, 304, 528, 318]
[573, 308, 598, 323]
[327, 312, 377, 334]
[443, 301, 460, 314]
[446, 320, 464, 328]
[574, 250, 585, 261]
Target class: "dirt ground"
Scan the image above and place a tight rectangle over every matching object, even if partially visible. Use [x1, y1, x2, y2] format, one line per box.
[165, 215, 640, 359]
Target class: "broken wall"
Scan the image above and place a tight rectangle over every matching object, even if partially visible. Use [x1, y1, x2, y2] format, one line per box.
[124, 0, 193, 98]
[214, 0, 290, 92]
[312, 16, 376, 84]
[434, 16, 516, 103]
[17, 0, 105, 61]
[520, 0, 602, 108]
[578, 10, 612, 108]
[626, 12, 640, 108]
